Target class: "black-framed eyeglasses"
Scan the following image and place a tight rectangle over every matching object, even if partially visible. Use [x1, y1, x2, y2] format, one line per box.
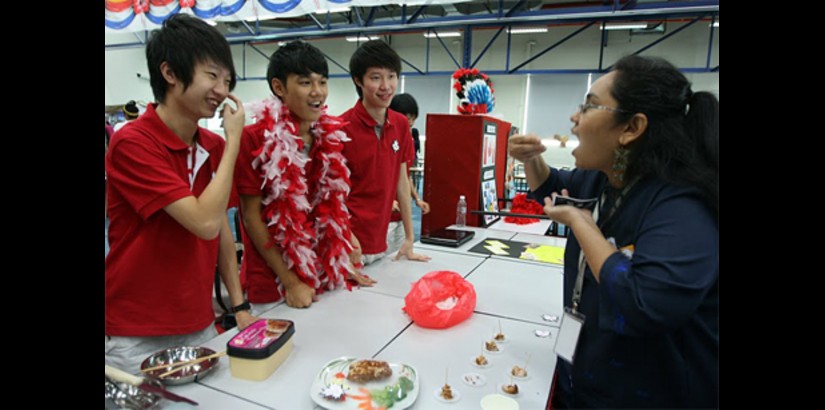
[577, 103, 631, 114]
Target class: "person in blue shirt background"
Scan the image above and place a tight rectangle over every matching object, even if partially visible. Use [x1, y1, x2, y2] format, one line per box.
[509, 55, 718, 408]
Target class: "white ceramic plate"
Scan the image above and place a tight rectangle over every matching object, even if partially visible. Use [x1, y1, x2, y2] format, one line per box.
[484, 342, 503, 355]
[470, 355, 492, 369]
[480, 393, 519, 410]
[433, 386, 462, 403]
[507, 367, 531, 380]
[310, 357, 419, 410]
[497, 383, 521, 397]
[461, 372, 487, 387]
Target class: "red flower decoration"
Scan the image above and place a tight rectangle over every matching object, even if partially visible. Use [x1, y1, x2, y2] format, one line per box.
[504, 193, 546, 225]
[452, 67, 495, 115]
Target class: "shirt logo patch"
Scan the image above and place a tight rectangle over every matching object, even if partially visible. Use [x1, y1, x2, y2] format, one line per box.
[392, 140, 400, 152]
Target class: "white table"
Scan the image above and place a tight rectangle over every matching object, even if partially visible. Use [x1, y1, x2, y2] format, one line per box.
[197, 289, 414, 410]
[466, 258, 565, 327]
[510, 232, 568, 248]
[375, 313, 558, 409]
[161, 382, 272, 409]
[416, 226, 517, 255]
[360, 248, 487, 298]
[486, 217, 554, 236]
[142, 228, 566, 410]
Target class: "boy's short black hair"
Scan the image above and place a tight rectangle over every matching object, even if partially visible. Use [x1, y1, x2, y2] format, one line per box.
[267, 41, 329, 96]
[348, 40, 401, 99]
[145, 14, 237, 103]
[389, 93, 418, 118]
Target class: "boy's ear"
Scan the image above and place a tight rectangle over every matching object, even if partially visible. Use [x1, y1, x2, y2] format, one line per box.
[353, 76, 363, 89]
[160, 62, 177, 86]
[271, 78, 286, 98]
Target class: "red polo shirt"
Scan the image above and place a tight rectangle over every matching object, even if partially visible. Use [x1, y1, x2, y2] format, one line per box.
[341, 101, 414, 254]
[105, 103, 224, 337]
[234, 122, 285, 304]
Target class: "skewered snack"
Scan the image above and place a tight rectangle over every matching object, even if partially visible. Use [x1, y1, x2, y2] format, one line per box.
[440, 383, 454, 400]
[475, 355, 488, 366]
[485, 340, 499, 352]
[494, 331, 506, 342]
[502, 383, 519, 394]
[346, 360, 392, 383]
[511, 365, 527, 377]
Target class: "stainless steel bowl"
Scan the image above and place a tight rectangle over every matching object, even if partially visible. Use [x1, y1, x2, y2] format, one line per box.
[105, 375, 161, 409]
[140, 346, 219, 385]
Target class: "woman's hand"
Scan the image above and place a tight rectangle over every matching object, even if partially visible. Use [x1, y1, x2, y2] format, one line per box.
[542, 189, 595, 228]
[508, 134, 546, 163]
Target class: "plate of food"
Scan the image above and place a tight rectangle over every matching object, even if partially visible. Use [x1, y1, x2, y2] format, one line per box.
[310, 357, 419, 410]
[470, 355, 491, 368]
[508, 365, 530, 380]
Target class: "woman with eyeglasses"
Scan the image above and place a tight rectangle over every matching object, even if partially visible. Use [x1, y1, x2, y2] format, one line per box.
[509, 55, 718, 409]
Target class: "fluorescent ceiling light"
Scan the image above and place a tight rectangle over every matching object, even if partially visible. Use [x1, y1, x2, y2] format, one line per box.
[345, 35, 379, 42]
[423, 31, 461, 38]
[711, 21, 719, 27]
[601, 22, 649, 31]
[204, 20, 217, 26]
[316, 7, 350, 14]
[277, 41, 288, 46]
[509, 26, 548, 34]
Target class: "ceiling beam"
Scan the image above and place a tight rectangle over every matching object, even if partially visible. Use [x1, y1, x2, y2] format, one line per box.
[106, 2, 719, 51]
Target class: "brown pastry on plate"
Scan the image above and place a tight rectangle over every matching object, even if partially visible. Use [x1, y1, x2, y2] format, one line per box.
[346, 360, 393, 383]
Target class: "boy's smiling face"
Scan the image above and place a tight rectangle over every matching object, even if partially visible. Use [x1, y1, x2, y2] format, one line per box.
[272, 72, 328, 124]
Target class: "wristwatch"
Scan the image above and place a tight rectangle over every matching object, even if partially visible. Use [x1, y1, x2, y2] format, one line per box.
[229, 301, 250, 313]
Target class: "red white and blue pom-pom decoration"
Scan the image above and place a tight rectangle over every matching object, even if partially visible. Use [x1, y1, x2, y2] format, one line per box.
[452, 67, 495, 115]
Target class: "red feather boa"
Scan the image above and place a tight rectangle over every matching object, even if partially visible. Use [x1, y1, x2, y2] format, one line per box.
[248, 97, 354, 292]
[504, 193, 545, 225]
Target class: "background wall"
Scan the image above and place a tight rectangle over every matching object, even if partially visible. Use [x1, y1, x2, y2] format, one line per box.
[105, 20, 718, 170]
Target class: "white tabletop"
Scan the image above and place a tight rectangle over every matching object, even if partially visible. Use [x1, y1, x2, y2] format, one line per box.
[145, 228, 567, 409]
[197, 289, 413, 410]
[360, 248, 488, 298]
[510, 232, 568, 248]
[162, 382, 272, 409]
[486, 218, 554, 236]
[374, 313, 558, 410]
[466, 258, 565, 327]
[415, 226, 517, 255]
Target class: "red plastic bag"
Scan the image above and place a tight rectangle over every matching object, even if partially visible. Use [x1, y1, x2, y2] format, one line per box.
[403, 270, 476, 329]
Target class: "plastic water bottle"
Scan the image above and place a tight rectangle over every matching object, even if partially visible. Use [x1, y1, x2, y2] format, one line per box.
[456, 195, 467, 226]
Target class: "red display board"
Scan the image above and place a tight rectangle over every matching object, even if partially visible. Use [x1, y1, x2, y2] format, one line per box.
[421, 114, 512, 235]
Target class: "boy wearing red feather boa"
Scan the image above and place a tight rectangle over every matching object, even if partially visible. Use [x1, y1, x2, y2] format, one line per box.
[235, 41, 375, 311]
